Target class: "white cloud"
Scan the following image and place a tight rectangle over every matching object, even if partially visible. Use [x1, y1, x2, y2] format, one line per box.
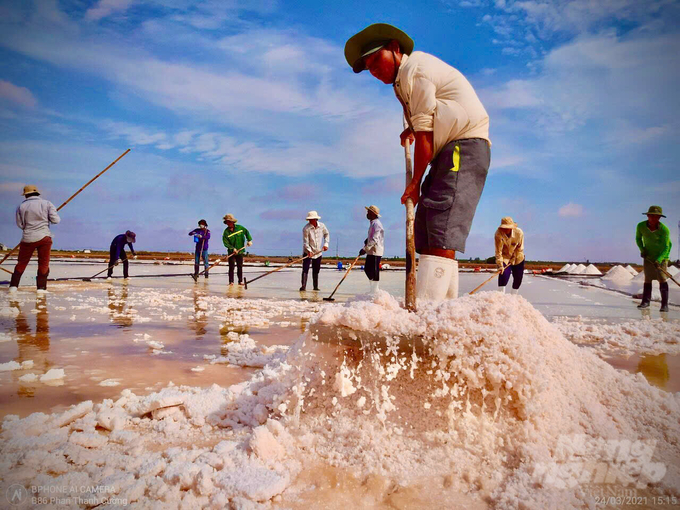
[85, 0, 136, 21]
[558, 203, 584, 217]
[102, 121, 168, 146]
[0, 80, 37, 108]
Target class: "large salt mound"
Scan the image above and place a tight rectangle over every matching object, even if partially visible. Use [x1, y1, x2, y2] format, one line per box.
[557, 264, 571, 273]
[570, 263, 587, 274]
[584, 263, 602, 275]
[669, 265, 679, 277]
[1, 292, 678, 509]
[602, 265, 634, 286]
[625, 265, 638, 276]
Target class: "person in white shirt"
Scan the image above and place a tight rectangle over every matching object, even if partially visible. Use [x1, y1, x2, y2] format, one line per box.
[301, 211, 329, 291]
[10, 185, 60, 293]
[345, 24, 491, 302]
[359, 205, 384, 293]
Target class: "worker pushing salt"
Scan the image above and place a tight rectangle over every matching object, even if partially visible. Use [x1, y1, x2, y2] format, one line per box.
[345, 23, 491, 302]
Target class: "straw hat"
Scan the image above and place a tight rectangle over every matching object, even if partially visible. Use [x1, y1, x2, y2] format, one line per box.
[498, 217, 517, 229]
[22, 184, 40, 196]
[365, 205, 381, 217]
[345, 23, 414, 73]
[643, 205, 666, 218]
[223, 214, 237, 223]
[306, 210, 321, 220]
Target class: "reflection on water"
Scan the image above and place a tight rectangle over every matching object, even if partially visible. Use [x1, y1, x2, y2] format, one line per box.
[189, 284, 208, 338]
[636, 354, 670, 390]
[12, 296, 52, 397]
[108, 281, 133, 328]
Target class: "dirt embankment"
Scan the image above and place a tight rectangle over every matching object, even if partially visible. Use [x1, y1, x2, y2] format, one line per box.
[37, 250, 639, 272]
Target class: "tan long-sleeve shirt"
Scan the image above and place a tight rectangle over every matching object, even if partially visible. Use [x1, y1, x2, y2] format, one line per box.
[495, 227, 525, 267]
[394, 51, 490, 159]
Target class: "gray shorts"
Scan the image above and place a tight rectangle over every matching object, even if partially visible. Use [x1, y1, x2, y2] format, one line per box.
[643, 258, 668, 283]
[415, 138, 490, 253]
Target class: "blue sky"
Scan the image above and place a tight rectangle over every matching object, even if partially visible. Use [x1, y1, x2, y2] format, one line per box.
[1, 0, 679, 262]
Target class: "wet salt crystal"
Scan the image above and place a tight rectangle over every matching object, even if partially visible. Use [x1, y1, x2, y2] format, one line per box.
[19, 373, 38, 382]
[0, 361, 21, 372]
[21, 360, 34, 369]
[424, 402, 431, 409]
[40, 368, 65, 382]
[191, 367, 205, 372]
[356, 396, 366, 408]
[99, 379, 121, 387]
[147, 340, 165, 350]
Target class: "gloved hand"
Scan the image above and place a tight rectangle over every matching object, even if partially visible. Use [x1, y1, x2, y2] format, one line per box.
[654, 260, 661, 269]
[247, 241, 253, 247]
[133, 255, 138, 260]
[359, 248, 366, 256]
[497, 263, 504, 272]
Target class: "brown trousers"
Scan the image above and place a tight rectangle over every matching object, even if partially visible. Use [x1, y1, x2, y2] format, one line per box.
[15, 236, 52, 275]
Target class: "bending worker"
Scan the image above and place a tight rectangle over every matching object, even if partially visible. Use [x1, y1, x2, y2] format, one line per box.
[346, 24, 490, 302]
[301, 211, 329, 291]
[222, 213, 252, 286]
[636, 205, 671, 312]
[189, 219, 211, 279]
[108, 231, 137, 279]
[359, 205, 384, 293]
[9, 185, 60, 294]
[494, 217, 525, 294]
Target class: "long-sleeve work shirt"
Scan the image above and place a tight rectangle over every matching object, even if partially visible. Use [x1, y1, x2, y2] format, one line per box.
[302, 222, 330, 259]
[364, 219, 384, 256]
[16, 196, 60, 243]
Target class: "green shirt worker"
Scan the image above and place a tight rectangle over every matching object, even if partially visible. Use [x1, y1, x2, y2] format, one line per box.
[222, 213, 253, 286]
[635, 205, 672, 312]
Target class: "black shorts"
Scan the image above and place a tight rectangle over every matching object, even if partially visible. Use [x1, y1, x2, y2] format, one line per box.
[415, 138, 490, 253]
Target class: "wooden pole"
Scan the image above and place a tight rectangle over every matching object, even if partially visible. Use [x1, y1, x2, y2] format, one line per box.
[404, 140, 417, 311]
[469, 270, 502, 295]
[0, 149, 131, 268]
[244, 250, 321, 289]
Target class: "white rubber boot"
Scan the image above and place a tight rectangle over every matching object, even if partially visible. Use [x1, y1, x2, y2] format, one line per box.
[445, 260, 459, 299]
[510, 288, 519, 295]
[369, 281, 379, 295]
[416, 255, 457, 302]
[501, 286, 506, 293]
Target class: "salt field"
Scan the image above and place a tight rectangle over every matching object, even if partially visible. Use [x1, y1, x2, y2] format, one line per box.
[1, 260, 679, 508]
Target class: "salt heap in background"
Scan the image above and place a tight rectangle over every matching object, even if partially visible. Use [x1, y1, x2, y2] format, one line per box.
[557, 264, 571, 273]
[571, 263, 587, 274]
[602, 265, 635, 288]
[1, 292, 679, 509]
[625, 265, 638, 276]
[584, 264, 602, 275]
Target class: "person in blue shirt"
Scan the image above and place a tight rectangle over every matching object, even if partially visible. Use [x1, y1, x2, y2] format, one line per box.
[107, 230, 136, 279]
[189, 219, 210, 280]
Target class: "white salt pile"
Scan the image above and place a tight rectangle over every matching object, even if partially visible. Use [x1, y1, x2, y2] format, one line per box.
[625, 265, 638, 276]
[669, 265, 680, 277]
[584, 263, 602, 275]
[557, 264, 571, 273]
[571, 263, 587, 274]
[602, 265, 634, 287]
[553, 316, 680, 355]
[1, 292, 678, 509]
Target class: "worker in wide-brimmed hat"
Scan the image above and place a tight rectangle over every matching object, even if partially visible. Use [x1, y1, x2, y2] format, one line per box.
[301, 211, 330, 291]
[222, 214, 252, 286]
[107, 230, 137, 279]
[359, 205, 384, 293]
[346, 24, 490, 303]
[636, 205, 672, 312]
[494, 217, 525, 294]
[9, 185, 61, 294]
